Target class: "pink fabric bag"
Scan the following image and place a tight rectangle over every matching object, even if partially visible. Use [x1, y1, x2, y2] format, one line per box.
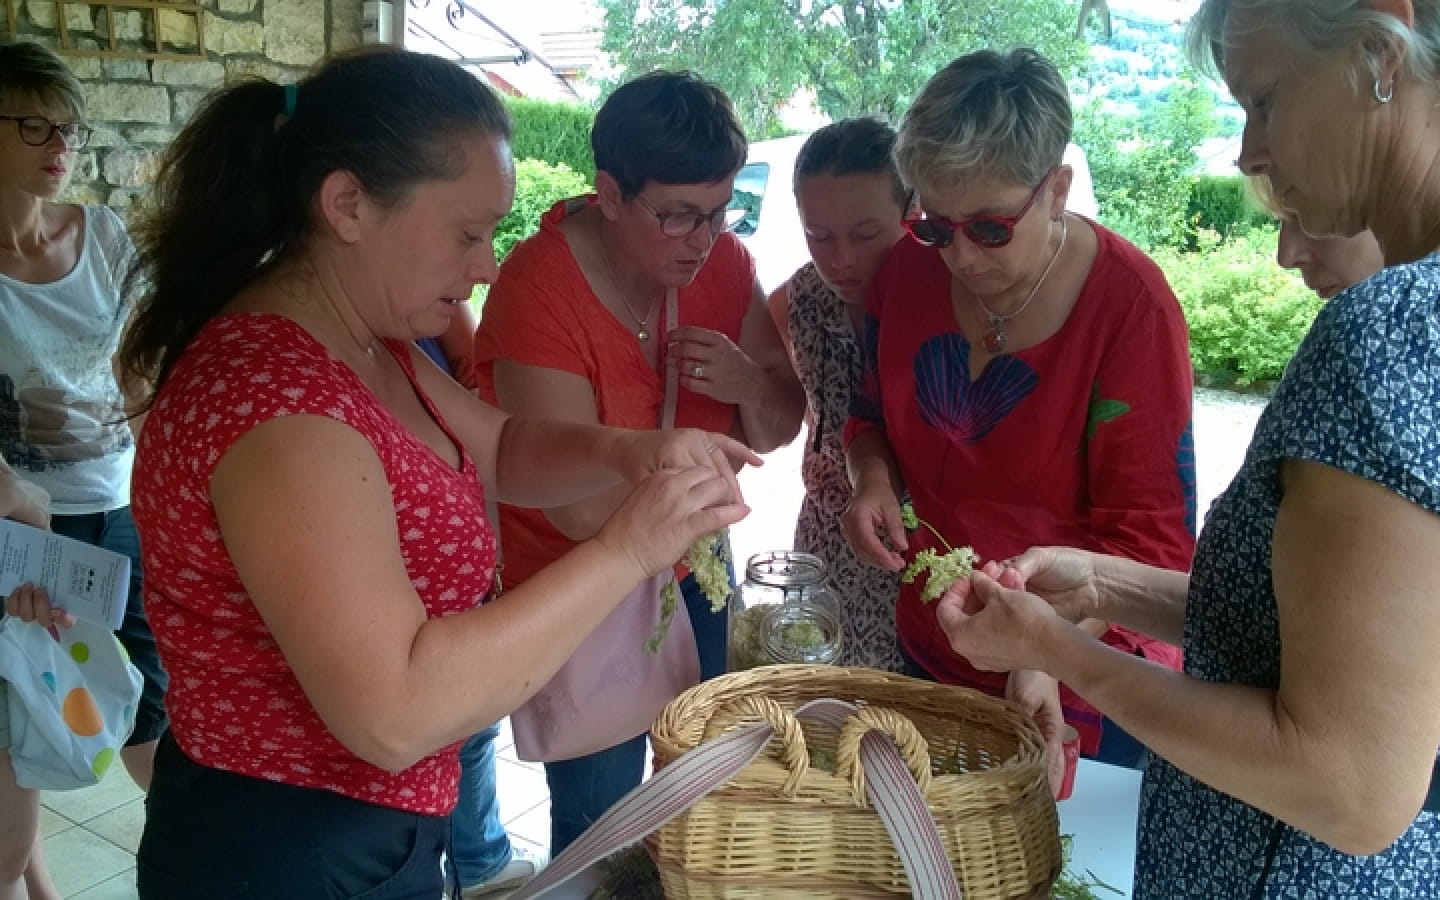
[509, 288, 705, 763]
[509, 571, 701, 762]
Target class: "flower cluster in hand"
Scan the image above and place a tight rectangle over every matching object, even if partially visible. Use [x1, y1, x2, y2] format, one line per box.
[646, 533, 731, 653]
[899, 502, 978, 603]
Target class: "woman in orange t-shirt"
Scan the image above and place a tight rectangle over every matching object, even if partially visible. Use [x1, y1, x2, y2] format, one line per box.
[473, 71, 804, 857]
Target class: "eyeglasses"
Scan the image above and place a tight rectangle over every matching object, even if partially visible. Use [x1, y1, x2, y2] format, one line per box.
[634, 193, 748, 239]
[903, 169, 1055, 249]
[0, 115, 92, 150]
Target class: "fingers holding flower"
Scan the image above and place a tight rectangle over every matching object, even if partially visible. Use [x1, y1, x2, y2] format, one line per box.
[935, 571, 1067, 673]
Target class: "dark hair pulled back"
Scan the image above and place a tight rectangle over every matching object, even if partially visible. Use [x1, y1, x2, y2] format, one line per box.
[120, 47, 512, 398]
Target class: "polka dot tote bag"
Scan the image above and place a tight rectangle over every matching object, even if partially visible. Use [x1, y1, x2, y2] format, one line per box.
[0, 616, 142, 790]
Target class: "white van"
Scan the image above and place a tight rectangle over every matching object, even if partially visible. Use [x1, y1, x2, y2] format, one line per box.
[733, 135, 1100, 293]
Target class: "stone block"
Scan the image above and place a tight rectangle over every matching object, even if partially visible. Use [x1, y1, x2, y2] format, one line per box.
[63, 183, 103, 205]
[102, 145, 160, 187]
[171, 89, 209, 123]
[263, 0, 324, 65]
[64, 2, 92, 31]
[113, 9, 146, 40]
[330, 0, 363, 53]
[158, 9, 198, 47]
[217, 0, 255, 13]
[123, 127, 176, 144]
[86, 83, 170, 124]
[25, 0, 55, 29]
[203, 12, 264, 54]
[72, 151, 98, 181]
[223, 58, 303, 85]
[102, 58, 150, 80]
[151, 59, 224, 86]
[86, 124, 125, 148]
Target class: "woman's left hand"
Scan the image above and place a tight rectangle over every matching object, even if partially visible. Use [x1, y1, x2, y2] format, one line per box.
[1006, 668, 1067, 797]
[609, 428, 759, 505]
[936, 570, 1068, 673]
[668, 326, 765, 405]
[5, 583, 75, 629]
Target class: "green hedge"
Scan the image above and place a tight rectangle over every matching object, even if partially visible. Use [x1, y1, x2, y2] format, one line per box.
[471, 158, 593, 307]
[1187, 175, 1269, 239]
[505, 97, 596, 183]
[1154, 226, 1323, 386]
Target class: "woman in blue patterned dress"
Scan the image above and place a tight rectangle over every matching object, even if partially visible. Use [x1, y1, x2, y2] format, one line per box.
[932, 1, 1440, 897]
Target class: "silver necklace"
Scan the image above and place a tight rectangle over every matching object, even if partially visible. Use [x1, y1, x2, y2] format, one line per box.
[975, 215, 1068, 354]
[597, 227, 657, 342]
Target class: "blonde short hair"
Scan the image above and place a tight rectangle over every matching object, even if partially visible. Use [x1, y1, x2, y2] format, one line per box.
[895, 48, 1071, 198]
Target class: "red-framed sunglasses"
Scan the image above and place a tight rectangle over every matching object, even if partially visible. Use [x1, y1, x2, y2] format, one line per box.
[903, 169, 1055, 249]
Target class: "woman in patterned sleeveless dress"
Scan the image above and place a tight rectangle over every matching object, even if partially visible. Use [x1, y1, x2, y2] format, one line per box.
[937, 3, 1440, 896]
[767, 120, 908, 670]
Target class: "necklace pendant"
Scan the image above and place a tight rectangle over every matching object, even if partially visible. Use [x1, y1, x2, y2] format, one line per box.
[983, 328, 1007, 354]
[636, 327, 650, 342]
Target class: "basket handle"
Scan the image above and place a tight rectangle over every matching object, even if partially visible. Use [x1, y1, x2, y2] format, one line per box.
[837, 705, 934, 806]
[509, 696, 963, 900]
[700, 694, 810, 796]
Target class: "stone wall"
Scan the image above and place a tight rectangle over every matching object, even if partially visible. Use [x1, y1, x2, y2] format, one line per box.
[10, 0, 365, 208]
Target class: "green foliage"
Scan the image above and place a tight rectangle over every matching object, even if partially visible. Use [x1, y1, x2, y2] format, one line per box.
[495, 158, 592, 264]
[1154, 227, 1324, 385]
[1187, 175, 1269, 239]
[470, 158, 593, 308]
[1074, 78, 1215, 250]
[598, 0, 1088, 137]
[504, 97, 596, 183]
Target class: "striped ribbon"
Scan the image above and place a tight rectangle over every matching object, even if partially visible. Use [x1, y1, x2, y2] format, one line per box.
[509, 697, 963, 900]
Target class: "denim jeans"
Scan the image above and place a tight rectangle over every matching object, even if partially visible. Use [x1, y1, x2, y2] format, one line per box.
[450, 723, 514, 887]
[543, 563, 731, 856]
[51, 506, 168, 745]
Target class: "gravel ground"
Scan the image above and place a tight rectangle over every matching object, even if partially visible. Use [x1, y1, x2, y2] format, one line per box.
[730, 387, 1271, 570]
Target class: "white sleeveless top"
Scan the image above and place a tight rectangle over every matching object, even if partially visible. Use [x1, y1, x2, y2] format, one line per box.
[0, 205, 136, 514]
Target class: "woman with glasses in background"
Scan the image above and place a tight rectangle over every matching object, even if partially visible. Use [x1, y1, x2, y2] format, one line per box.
[0, 40, 167, 900]
[841, 48, 1195, 786]
[472, 70, 802, 861]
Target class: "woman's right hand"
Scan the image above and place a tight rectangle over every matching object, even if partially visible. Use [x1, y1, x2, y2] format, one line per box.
[594, 465, 750, 580]
[841, 480, 906, 571]
[5, 583, 75, 629]
[1004, 547, 1104, 624]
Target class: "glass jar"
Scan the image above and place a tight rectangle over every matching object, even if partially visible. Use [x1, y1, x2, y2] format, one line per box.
[728, 551, 844, 671]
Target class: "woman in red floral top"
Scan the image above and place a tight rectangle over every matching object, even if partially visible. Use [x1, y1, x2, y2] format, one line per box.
[113, 50, 750, 899]
[843, 49, 1194, 788]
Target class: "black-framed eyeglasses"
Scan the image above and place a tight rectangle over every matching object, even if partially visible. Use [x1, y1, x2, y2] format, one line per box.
[634, 193, 747, 239]
[903, 169, 1055, 249]
[0, 115, 92, 150]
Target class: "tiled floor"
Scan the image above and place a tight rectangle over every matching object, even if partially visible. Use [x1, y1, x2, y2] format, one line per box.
[38, 718, 552, 899]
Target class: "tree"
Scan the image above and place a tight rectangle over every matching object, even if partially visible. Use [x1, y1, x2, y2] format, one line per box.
[1074, 76, 1216, 249]
[599, 0, 1089, 137]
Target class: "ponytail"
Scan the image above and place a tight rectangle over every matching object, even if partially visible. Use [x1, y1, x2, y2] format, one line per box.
[120, 47, 513, 400]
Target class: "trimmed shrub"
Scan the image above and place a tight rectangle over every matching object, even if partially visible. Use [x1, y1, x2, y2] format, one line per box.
[1187, 175, 1268, 239]
[1154, 226, 1323, 386]
[505, 97, 596, 183]
[471, 158, 593, 308]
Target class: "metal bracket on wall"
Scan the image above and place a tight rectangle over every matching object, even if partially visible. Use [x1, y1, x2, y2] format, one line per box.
[52, 0, 205, 60]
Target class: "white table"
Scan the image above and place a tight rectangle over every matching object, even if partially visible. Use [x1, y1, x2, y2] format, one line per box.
[1058, 759, 1144, 897]
[535, 758, 1144, 899]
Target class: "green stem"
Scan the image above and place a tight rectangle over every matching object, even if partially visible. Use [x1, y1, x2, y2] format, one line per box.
[919, 518, 954, 553]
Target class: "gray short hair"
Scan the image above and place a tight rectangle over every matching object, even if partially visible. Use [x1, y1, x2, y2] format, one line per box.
[895, 48, 1071, 197]
[0, 41, 84, 118]
[1188, 0, 1440, 89]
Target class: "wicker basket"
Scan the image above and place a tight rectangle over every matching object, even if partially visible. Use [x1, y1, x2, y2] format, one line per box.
[646, 665, 1062, 899]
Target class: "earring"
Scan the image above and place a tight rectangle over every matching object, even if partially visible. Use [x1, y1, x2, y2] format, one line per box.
[1374, 77, 1394, 104]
